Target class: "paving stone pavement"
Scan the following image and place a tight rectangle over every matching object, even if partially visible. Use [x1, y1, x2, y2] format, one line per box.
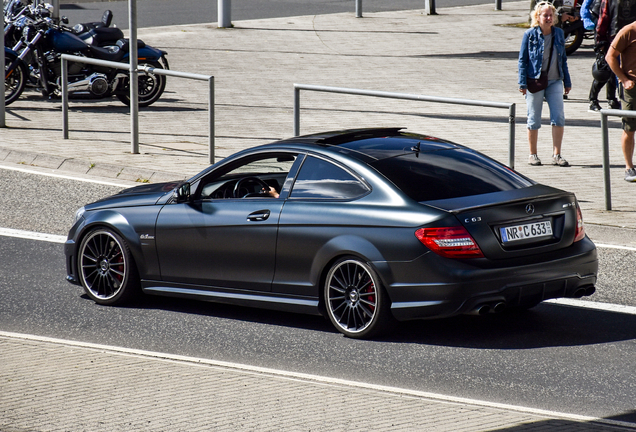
[1, 333, 635, 432]
[2, 2, 636, 431]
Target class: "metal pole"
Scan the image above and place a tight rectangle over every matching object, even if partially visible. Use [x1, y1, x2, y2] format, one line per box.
[62, 57, 68, 138]
[508, 103, 515, 169]
[356, 0, 362, 18]
[129, 0, 139, 154]
[293, 87, 300, 136]
[425, 0, 437, 15]
[600, 112, 611, 210]
[1, 21, 5, 128]
[209, 77, 215, 164]
[52, 0, 59, 20]
[495, 0, 502, 11]
[219, 0, 231, 28]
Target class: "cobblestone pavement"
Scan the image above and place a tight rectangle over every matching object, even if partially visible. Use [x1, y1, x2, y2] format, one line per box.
[2, 2, 636, 431]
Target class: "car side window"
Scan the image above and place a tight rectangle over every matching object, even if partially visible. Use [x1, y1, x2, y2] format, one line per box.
[290, 155, 369, 200]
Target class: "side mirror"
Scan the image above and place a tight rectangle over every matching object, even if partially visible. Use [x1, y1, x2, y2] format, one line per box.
[61, 16, 69, 24]
[173, 182, 191, 203]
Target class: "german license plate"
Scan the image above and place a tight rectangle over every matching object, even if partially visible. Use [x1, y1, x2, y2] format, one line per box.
[500, 221, 553, 243]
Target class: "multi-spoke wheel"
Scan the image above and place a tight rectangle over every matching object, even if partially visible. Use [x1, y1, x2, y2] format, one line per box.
[116, 61, 166, 107]
[324, 257, 393, 338]
[78, 228, 139, 305]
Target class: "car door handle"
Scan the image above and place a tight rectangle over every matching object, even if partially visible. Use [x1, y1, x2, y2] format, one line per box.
[247, 210, 270, 221]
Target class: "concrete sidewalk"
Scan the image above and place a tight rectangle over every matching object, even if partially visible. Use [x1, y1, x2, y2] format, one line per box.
[1, 332, 634, 432]
[2, 2, 636, 431]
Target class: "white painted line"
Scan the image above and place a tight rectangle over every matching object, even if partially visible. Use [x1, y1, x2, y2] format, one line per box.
[595, 243, 636, 252]
[0, 228, 66, 244]
[2, 330, 634, 430]
[545, 298, 636, 315]
[0, 163, 132, 188]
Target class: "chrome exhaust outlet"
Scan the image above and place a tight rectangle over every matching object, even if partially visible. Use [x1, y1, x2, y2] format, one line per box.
[468, 304, 491, 316]
[492, 302, 507, 313]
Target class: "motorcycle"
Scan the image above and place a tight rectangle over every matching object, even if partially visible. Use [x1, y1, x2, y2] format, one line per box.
[557, 0, 594, 55]
[4, 15, 168, 107]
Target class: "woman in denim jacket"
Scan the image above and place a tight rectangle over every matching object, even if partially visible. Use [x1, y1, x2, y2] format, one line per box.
[518, 1, 572, 167]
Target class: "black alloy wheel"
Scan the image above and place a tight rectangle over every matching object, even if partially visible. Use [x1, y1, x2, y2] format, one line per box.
[324, 257, 394, 339]
[78, 228, 139, 305]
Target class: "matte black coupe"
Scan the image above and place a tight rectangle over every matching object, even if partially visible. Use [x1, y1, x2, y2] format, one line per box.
[65, 128, 598, 338]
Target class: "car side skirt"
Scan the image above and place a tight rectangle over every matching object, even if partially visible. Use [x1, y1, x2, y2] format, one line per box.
[141, 282, 321, 315]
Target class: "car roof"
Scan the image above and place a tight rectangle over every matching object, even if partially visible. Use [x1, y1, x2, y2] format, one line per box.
[273, 128, 463, 162]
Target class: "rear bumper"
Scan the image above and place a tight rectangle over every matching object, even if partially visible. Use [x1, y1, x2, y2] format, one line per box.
[384, 238, 598, 321]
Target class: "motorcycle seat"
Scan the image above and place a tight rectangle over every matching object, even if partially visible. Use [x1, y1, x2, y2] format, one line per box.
[87, 44, 126, 62]
[79, 27, 125, 47]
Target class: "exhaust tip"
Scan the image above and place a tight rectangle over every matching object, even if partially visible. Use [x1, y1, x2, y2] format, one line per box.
[573, 288, 586, 298]
[477, 305, 490, 315]
[493, 302, 507, 313]
[585, 286, 596, 296]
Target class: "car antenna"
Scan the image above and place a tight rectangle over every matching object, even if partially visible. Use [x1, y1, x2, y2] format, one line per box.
[411, 141, 421, 157]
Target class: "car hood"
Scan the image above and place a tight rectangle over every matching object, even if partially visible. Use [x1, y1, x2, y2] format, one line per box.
[86, 181, 184, 210]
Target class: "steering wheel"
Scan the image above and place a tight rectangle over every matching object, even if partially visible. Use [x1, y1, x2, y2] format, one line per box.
[233, 176, 271, 198]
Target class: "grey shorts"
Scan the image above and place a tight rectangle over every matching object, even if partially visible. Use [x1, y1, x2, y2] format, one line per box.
[621, 84, 636, 132]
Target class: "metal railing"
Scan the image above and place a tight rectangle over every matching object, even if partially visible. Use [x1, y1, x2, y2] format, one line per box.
[293, 84, 516, 168]
[599, 108, 636, 210]
[61, 54, 216, 164]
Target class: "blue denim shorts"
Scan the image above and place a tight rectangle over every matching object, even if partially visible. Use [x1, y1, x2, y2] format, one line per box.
[525, 79, 565, 130]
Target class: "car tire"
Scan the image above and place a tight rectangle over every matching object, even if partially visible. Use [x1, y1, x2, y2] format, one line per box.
[324, 257, 394, 339]
[78, 228, 140, 305]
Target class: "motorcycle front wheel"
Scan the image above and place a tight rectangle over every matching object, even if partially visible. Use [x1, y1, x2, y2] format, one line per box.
[4, 56, 27, 106]
[116, 60, 167, 107]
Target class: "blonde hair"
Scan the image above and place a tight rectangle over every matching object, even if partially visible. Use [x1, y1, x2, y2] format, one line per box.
[530, 1, 559, 27]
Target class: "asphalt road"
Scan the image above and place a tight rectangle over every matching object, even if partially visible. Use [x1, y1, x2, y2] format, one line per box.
[59, 0, 502, 29]
[1, 167, 636, 423]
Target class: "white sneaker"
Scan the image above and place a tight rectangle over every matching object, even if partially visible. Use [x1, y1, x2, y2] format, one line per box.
[528, 154, 542, 166]
[625, 168, 636, 182]
[552, 154, 569, 167]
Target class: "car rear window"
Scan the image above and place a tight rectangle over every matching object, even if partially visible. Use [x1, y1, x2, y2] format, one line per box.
[370, 149, 533, 202]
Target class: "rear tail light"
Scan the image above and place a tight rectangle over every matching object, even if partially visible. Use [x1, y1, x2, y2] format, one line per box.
[574, 201, 586, 242]
[415, 226, 484, 258]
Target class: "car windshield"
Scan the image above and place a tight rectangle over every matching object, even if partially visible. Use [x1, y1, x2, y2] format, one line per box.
[370, 149, 533, 202]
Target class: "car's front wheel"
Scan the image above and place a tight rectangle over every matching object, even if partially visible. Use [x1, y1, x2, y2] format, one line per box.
[324, 257, 394, 339]
[78, 228, 140, 305]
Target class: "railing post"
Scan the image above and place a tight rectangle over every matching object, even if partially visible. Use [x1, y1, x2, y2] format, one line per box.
[355, 0, 362, 18]
[508, 103, 515, 169]
[219, 0, 232, 28]
[1, 26, 5, 128]
[62, 57, 69, 139]
[495, 0, 503, 11]
[425, 0, 437, 15]
[601, 112, 612, 210]
[294, 86, 300, 136]
[129, 0, 139, 154]
[209, 76, 215, 164]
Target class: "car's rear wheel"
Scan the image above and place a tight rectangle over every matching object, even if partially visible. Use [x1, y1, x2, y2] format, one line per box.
[78, 228, 140, 305]
[324, 257, 394, 339]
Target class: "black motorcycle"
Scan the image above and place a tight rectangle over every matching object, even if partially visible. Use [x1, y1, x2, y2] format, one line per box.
[5, 16, 168, 107]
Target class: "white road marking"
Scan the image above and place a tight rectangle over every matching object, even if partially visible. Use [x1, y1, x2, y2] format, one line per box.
[0, 228, 66, 244]
[0, 163, 132, 188]
[544, 298, 636, 315]
[1, 330, 634, 430]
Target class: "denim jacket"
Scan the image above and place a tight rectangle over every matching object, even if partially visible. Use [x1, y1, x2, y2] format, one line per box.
[518, 26, 572, 89]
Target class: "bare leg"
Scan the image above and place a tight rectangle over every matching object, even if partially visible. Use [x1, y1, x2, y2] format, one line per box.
[528, 129, 538, 155]
[552, 126, 564, 155]
[622, 130, 635, 169]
